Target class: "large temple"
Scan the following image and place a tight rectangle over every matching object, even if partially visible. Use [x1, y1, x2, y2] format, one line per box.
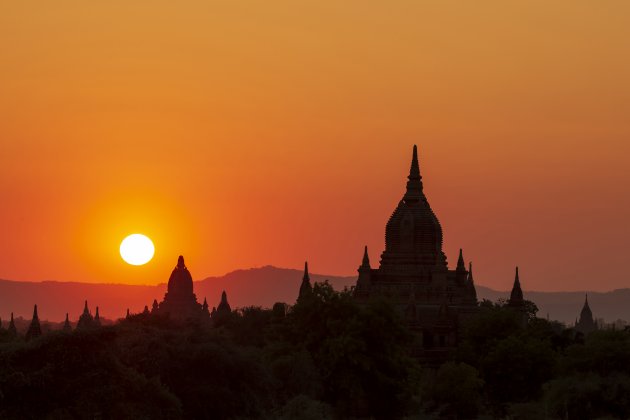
[154, 255, 203, 319]
[352, 145, 481, 360]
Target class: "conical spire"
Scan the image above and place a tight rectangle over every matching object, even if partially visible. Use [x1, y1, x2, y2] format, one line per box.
[361, 246, 371, 268]
[299, 261, 313, 300]
[217, 290, 231, 314]
[126, 308, 130, 319]
[152, 299, 159, 313]
[509, 266, 524, 306]
[177, 255, 185, 268]
[63, 313, 72, 332]
[77, 300, 95, 329]
[404, 145, 424, 203]
[25, 304, 42, 341]
[456, 249, 466, 271]
[94, 306, 101, 326]
[467, 262, 474, 284]
[8, 312, 17, 336]
[583, 293, 590, 310]
[303, 261, 310, 282]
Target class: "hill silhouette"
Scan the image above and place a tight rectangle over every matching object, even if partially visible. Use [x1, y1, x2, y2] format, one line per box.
[0, 267, 628, 325]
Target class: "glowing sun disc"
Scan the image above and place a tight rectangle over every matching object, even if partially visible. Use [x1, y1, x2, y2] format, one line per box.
[120, 234, 155, 265]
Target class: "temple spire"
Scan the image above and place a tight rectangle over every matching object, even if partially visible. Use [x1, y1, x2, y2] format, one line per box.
[94, 306, 101, 326]
[63, 313, 72, 332]
[177, 255, 185, 268]
[299, 261, 313, 301]
[404, 145, 424, 202]
[508, 266, 524, 306]
[8, 312, 17, 336]
[303, 261, 310, 281]
[217, 290, 232, 314]
[456, 249, 466, 271]
[361, 246, 371, 268]
[25, 304, 42, 341]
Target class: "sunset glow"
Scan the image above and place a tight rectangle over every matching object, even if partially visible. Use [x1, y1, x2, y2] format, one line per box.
[0, 2, 629, 291]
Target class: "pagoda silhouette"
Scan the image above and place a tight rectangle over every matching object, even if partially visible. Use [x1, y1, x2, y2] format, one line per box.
[341, 145, 527, 362]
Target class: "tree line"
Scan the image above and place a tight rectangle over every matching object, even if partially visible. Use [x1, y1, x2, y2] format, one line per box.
[0, 282, 629, 419]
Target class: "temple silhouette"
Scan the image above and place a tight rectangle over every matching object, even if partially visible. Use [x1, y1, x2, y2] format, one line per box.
[1, 146, 550, 349]
[338, 145, 526, 361]
[575, 294, 597, 334]
[154, 255, 203, 319]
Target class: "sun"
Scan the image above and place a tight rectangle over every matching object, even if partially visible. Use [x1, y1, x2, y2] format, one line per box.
[120, 234, 155, 266]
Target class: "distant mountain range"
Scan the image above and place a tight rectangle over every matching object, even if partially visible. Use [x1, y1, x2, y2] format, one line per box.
[1, 266, 628, 325]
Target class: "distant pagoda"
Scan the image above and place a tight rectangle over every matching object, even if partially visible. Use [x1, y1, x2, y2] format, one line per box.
[76, 300, 96, 330]
[25, 304, 42, 341]
[155, 256, 203, 319]
[62, 313, 72, 332]
[575, 294, 597, 334]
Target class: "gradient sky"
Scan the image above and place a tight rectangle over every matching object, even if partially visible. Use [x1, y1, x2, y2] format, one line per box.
[1, 1, 629, 291]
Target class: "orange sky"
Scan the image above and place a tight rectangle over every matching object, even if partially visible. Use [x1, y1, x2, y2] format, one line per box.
[1, 1, 629, 291]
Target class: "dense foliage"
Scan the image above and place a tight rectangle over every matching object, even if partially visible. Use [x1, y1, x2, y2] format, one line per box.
[1, 288, 629, 419]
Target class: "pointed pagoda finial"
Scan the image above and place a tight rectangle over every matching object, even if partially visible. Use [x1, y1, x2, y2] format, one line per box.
[409, 145, 420, 181]
[299, 262, 313, 300]
[457, 249, 466, 271]
[303, 261, 310, 281]
[95, 306, 100, 319]
[26, 305, 42, 341]
[468, 262, 474, 282]
[83, 300, 90, 315]
[126, 308, 130, 319]
[361, 246, 371, 268]
[8, 312, 17, 336]
[63, 313, 72, 332]
[404, 145, 424, 202]
[177, 255, 185, 268]
[509, 266, 524, 306]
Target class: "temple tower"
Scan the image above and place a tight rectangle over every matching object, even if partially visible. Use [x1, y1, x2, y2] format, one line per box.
[156, 256, 202, 319]
[298, 261, 313, 301]
[575, 294, 597, 334]
[352, 145, 479, 363]
[25, 304, 42, 341]
[62, 313, 72, 332]
[7, 313, 17, 336]
[76, 300, 95, 330]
